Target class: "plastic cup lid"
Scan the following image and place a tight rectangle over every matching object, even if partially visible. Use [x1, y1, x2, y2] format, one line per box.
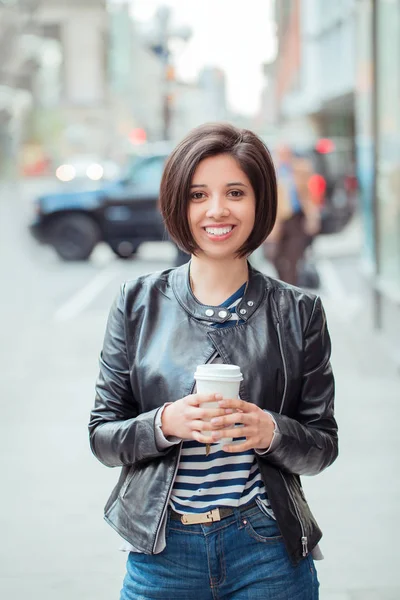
[194, 364, 243, 381]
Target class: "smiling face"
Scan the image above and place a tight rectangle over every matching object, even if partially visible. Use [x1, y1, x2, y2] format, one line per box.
[187, 154, 256, 260]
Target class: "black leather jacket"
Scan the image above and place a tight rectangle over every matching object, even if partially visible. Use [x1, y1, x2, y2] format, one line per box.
[89, 262, 338, 565]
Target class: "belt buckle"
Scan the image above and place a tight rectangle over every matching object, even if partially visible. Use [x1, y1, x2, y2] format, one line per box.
[181, 508, 221, 525]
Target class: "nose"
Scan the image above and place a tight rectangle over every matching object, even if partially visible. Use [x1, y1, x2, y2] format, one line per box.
[205, 195, 230, 219]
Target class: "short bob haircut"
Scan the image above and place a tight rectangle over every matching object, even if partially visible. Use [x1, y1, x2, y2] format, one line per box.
[159, 122, 277, 257]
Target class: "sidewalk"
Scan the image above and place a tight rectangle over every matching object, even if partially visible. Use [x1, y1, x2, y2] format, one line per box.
[313, 215, 363, 259]
[298, 267, 399, 599]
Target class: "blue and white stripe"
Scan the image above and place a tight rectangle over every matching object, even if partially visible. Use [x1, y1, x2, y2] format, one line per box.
[170, 440, 269, 513]
[170, 283, 272, 515]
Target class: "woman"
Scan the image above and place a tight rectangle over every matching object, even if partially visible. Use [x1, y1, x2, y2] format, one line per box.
[89, 123, 338, 599]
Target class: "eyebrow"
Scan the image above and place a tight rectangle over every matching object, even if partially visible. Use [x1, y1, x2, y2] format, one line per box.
[190, 182, 248, 188]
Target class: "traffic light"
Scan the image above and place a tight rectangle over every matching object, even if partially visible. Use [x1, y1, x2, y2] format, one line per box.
[315, 138, 335, 154]
[128, 128, 147, 145]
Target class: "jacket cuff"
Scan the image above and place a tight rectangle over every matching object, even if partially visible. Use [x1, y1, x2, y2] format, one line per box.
[255, 412, 281, 455]
[155, 404, 182, 451]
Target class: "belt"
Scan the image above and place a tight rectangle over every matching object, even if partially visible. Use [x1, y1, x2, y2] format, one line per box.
[170, 501, 258, 525]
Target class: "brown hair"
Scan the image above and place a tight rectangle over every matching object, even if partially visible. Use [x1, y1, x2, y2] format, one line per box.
[159, 122, 277, 257]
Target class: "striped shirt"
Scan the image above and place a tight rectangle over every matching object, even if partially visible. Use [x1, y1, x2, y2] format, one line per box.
[170, 284, 272, 515]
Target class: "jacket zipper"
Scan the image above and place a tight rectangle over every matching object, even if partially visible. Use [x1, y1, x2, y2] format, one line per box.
[277, 321, 308, 557]
[153, 351, 218, 552]
[280, 472, 308, 556]
[276, 322, 288, 414]
[207, 350, 219, 364]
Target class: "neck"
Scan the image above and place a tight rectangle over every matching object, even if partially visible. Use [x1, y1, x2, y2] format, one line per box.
[189, 255, 249, 306]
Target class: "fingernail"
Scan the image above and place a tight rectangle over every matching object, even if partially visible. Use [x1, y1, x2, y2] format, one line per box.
[215, 393, 223, 400]
[224, 409, 234, 414]
[211, 418, 221, 425]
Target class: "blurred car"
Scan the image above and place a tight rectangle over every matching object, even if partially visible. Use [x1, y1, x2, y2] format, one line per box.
[30, 150, 169, 261]
[54, 155, 121, 183]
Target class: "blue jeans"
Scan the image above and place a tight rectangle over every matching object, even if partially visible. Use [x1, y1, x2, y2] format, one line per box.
[120, 504, 319, 599]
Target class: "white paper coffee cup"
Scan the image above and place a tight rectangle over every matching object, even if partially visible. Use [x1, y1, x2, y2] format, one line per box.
[194, 364, 243, 443]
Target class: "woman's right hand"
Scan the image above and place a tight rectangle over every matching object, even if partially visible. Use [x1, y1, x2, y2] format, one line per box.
[161, 393, 230, 441]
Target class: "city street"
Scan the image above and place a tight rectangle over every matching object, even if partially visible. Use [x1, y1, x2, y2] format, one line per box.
[1, 180, 399, 599]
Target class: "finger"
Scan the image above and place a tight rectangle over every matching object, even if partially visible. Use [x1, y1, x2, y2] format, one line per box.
[192, 431, 215, 444]
[189, 418, 234, 433]
[218, 398, 250, 411]
[185, 395, 201, 407]
[221, 440, 254, 453]
[186, 393, 222, 406]
[210, 412, 251, 429]
[195, 407, 229, 420]
[210, 426, 248, 441]
[189, 419, 213, 432]
[190, 419, 216, 432]
[198, 393, 223, 404]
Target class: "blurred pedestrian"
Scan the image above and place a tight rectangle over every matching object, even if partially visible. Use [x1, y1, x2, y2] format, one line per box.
[269, 144, 321, 285]
[89, 123, 337, 599]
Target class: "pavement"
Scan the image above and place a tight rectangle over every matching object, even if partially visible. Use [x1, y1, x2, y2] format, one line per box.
[0, 179, 399, 599]
[295, 276, 399, 600]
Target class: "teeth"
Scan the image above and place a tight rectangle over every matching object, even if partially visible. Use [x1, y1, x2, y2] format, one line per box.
[205, 226, 233, 236]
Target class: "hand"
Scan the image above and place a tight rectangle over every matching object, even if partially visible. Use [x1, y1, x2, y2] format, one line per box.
[161, 393, 232, 441]
[208, 399, 276, 453]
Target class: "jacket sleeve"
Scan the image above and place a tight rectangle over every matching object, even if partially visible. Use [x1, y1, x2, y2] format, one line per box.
[260, 296, 338, 476]
[88, 284, 174, 468]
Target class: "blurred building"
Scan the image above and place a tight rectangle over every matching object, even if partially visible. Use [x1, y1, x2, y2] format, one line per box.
[271, 0, 356, 145]
[0, 0, 42, 176]
[35, 0, 109, 160]
[108, 2, 163, 159]
[107, 0, 135, 160]
[255, 62, 278, 137]
[198, 67, 228, 123]
[268, 0, 399, 356]
[355, 0, 400, 353]
[171, 67, 228, 141]
[129, 18, 164, 143]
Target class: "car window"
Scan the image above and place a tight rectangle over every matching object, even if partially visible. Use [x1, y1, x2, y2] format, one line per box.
[128, 156, 166, 192]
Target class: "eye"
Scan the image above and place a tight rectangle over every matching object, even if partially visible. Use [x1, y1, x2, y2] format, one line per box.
[190, 192, 206, 201]
[228, 189, 244, 198]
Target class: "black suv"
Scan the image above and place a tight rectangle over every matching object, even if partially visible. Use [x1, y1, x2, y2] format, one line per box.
[30, 150, 170, 261]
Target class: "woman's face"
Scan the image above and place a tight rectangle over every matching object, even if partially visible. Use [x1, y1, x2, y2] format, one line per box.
[187, 154, 256, 260]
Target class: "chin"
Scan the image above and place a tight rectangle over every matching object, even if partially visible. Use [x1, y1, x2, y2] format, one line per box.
[199, 248, 242, 261]
[193, 231, 250, 260]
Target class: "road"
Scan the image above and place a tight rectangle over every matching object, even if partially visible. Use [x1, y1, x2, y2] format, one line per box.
[0, 180, 398, 599]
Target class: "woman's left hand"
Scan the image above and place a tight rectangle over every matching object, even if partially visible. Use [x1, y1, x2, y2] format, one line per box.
[209, 399, 276, 452]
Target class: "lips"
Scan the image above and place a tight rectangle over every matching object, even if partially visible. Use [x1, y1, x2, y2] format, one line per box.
[202, 224, 236, 242]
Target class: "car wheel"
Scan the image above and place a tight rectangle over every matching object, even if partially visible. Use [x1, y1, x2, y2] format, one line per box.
[109, 241, 139, 259]
[50, 214, 100, 261]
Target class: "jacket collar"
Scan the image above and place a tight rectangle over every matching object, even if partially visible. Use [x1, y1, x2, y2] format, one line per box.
[171, 260, 267, 324]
